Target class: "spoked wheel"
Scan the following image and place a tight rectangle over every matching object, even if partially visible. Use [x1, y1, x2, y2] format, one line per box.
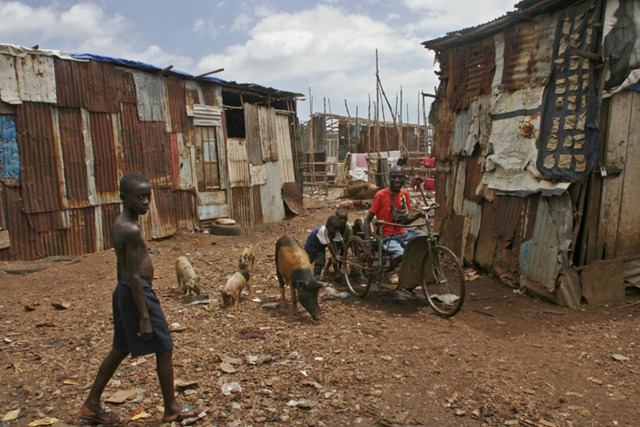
[421, 246, 465, 317]
[342, 236, 372, 297]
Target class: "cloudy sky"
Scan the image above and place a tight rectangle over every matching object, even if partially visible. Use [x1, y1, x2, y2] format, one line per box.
[0, 0, 517, 121]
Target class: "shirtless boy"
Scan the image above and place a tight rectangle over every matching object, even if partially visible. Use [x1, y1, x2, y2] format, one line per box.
[80, 173, 197, 424]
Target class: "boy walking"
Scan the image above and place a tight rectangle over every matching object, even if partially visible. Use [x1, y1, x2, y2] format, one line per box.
[79, 173, 197, 424]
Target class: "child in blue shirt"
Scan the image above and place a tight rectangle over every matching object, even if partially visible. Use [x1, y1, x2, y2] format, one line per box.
[304, 215, 343, 278]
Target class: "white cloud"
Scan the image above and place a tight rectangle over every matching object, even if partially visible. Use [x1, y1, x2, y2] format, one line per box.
[192, 18, 219, 37]
[230, 13, 254, 32]
[0, 1, 193, 69]
[199, 4, 433, 121]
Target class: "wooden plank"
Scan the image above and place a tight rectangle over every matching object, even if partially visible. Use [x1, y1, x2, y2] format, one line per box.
[595, 91, 633, 259]
[616, 91, 640, 256]
[580, 96, 608, 265]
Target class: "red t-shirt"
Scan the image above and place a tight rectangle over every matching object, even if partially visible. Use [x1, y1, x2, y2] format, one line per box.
[369, 188, 411, 236]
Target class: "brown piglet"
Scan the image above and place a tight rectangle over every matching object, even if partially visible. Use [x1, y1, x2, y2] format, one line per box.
[221, 270, 251, 308]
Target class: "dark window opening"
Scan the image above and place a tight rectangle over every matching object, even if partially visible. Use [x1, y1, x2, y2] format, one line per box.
[225, 108, 245, 138]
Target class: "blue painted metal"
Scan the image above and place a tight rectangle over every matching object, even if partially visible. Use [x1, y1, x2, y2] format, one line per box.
[0, 114, 19, 185]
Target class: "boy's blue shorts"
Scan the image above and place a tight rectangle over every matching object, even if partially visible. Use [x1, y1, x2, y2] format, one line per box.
[112, 280, 174, 357]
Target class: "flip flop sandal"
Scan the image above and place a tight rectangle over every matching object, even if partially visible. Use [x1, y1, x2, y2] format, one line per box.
[79, 407, 120, 425]
[162, 404, 199, 423]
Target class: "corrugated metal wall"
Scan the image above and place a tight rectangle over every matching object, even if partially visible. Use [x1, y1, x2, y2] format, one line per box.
[426, 0, 623, 298]
[15, 102, 62, 214]
[0, 52, 202, 260]
[0, 48, 298, 260]
[261, 161, 285, 224]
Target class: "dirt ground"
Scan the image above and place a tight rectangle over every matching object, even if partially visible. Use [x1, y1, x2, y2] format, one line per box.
[1, 198, 639, 426]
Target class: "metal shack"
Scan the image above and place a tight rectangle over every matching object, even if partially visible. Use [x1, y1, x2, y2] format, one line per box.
[423, 0, 640, 305]
[0, 44, 301, 260]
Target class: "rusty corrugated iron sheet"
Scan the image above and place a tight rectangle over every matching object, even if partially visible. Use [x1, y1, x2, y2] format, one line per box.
[26, 210, 68, 232]
[501, 16, 555, 91]
[54, 58, 88, 108]
[119, 103, 145, 174]
[464, 155, 484, 203]
[231, 186, 252, 227]
[201, 82, 219, 106]
[142, 122, 172, 182]
[172, 190, 197, 230]
[261, 161, 285, 224]
[275, 114, 296, 182]
[258, 106, 279, 162]
[148, 186, 178, 239]
[55, 59, 135, 112]
[57, 108, 90, 206]
[15, 102, 63, 214]
[244, 103, 264, 165]
[164, 77, 190, 133]
[445, 39, 495, 112]
[2, 186, 40, 260]
[252, 185, 264, 226]
[227, 138, 251, 187]
[430, 97, 455, 160]
[475, 195, 538, 277]
[39, 206, 97, 256]
[97, 203, 121, 251]
[89, 112, 119, 201]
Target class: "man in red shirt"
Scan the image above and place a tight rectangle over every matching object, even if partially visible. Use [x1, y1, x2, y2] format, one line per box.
[363, 165, 424, 282]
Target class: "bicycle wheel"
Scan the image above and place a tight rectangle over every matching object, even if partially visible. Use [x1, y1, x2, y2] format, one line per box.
[421, 245, 465, 317]
[342, 236, 372, 297]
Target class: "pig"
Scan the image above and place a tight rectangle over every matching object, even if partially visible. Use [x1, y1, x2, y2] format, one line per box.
[344, 182, 379, 200]
[238, 245, 256, 271]
[175, 256, 201, 296]
[221, 270, 251, 308]
[275, 235, 324, 320]
[336, 198, 361, 210]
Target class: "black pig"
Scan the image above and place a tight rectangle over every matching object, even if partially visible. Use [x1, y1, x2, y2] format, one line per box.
[275, 235, 324, 320]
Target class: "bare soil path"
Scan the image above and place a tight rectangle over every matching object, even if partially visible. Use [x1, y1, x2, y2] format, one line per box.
[1, 201, 639, 426]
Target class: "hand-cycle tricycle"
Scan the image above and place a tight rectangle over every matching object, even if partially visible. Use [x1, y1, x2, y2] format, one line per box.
[340, 203, 466, 317]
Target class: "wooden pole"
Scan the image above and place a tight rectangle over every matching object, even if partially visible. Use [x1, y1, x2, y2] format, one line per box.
[194, 68, 224, 78]
[375, 50, 380, 156]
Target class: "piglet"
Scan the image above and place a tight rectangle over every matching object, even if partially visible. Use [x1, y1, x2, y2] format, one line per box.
[238, 245, 256, 271]
[221, 270, 252, 308]
[175, 256, 201, 296]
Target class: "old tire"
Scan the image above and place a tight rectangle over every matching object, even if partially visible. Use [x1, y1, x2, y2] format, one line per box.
[209, 223, 243, 236]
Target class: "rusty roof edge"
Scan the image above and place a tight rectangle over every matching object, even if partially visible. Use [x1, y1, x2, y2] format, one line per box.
[221, 81, 304, 98]
[422, 0, 581, 50]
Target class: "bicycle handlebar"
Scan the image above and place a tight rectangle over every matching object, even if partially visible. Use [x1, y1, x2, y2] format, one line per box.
[375, 220, 427, 229]
[421, 202, 440, 212]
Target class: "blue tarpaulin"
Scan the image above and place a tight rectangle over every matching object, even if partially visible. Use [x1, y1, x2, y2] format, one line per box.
[71, 53, 226, 84]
